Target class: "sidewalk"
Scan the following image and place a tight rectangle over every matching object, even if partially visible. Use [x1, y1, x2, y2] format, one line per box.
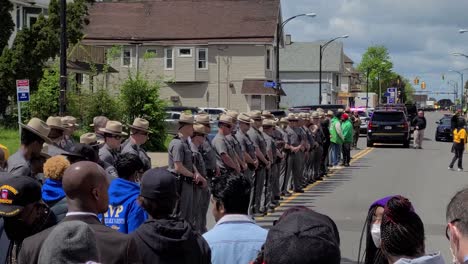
[148, 152, 169, 168]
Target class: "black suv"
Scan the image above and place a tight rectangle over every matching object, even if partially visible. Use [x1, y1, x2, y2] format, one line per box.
[367, 110, 411, 148]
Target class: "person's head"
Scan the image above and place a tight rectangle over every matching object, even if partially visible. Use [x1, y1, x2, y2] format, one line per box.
[178, 113, 194, 137]
[327, 110, 334, 120]
[195, 114, 211, 134]
[62, 116, 79, 136]
[46, 116, 66, 143]
[311, 112, 320, 125]
[238, 113, 252, 133]
[262, 119, 275, 135]
[91, 116, 109, 134]
[138, 168, 178, 219]
[0, 176, 51, 241]
[263, 208, 341, 264]
[20, 118, 52, 156]
[62, 161, 110, 214]
[68, 143, 99, 163]
[342, 113, 349, 121]
[43, 155, 71, 181]
[279, 117, 288, 128]
[191, 123, 208, 146]
[287, 113, 298, 127]
[335, 111, 343, 119]
[457, 118, 466, 129]
[218, 115, 234, 136]
[354, 110, 360, 117]
[100, 121, 127, 149]
[418, 111, 424, 117]
[381, 196, 425, 263]
[38, 220, 99, 264]
[446, 188, 468, 263]
[250, 111, 263, 129]
[115, 153, 144, 182]
[211, 174, 251, 222]
[129, 118, 151, 146]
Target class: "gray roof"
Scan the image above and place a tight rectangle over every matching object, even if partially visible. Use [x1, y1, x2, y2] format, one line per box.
[279, 41, 344, 72]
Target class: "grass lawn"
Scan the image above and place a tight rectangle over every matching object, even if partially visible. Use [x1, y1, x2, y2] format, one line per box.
[0, 128, 20, 155]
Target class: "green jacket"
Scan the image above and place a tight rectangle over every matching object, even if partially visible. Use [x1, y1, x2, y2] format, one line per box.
[342, 119, 354, 143]
[329, 117, 344, 144]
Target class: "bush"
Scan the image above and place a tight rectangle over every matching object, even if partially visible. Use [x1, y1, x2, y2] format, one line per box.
[120, 73, 166, 151]
[29, 68, 60, 120]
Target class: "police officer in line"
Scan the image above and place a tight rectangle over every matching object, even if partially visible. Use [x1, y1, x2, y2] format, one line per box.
[235, 113, 258, 180]
[90, 116, 109, 146]
[168, 113, 204, 223]
[189, 123, 209, 232]
[122, 118, 152, 172]
[285, 113, 304, 193]
[262, 118, 282, 213]
[321, 111, 333, 175]
[99, 121, 127, 166]
[196, 113, 220, 181]
[226, 111, 247, 172]
[302, 113, 315, 185]
[212, 114, 241, 175]
[79, 133, 118, 181]
[276, 117, 290, 198]
[296, 114, 308, 189]
[311, 111, 325, 181]
[60, 116, 79, 152]
[247, 111, 270, 217]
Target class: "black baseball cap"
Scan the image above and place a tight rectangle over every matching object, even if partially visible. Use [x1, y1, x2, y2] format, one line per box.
[0, 175, 42, 217]
[140, 168, 177, 201]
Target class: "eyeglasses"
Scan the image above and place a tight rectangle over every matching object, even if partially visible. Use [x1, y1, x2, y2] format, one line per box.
[111, 135, 122, 140]
[446, 218, 461, 240]
[223, 124, 232, 129]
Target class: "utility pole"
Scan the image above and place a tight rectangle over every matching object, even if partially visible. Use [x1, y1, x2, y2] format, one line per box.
[59, 0, 67, 116]
[366, 67, 370, 108]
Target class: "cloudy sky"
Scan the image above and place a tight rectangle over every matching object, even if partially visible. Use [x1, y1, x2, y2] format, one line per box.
[281, 0, 468, 100]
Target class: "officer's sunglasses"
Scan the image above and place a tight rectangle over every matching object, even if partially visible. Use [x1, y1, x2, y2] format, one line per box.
[223, 124, 232, 129]
[110, 135, 123, 140]
[446, 218, 461, 240]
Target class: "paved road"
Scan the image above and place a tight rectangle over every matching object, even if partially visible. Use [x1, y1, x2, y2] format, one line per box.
[207, 112, 465, 263]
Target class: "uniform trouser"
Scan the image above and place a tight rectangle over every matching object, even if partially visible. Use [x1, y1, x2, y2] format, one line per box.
[252, 167, 265, 213]
[321, 142, 330, 173]
[244, 168, 255, 215]
[342, 143, 351, 165]
[174, 179, 194, 224]
[307, 150, 315, 181]
[196, 182, 210, 234]
[288, 152, 302, 191]
[353, 130, 360, 147]
[192, 184, 201, 230]
[313, 146, 323, 180]
[280, 152, 290, 194]
[331, 143, 342, 166]
[271, 162, 280, 200]
[261, 167, 272, 209]
[450, 146, 464, 169]
[414, 129, 425, 148]
[297, 151, 305, 186]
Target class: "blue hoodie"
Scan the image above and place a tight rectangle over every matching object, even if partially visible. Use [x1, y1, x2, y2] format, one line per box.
[42, 179, 66, 203]
[103, 178, 148, 234]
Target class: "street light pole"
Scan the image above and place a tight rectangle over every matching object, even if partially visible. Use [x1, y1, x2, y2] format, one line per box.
[275, 13, 316, 109]
[59, 0, 67, 116]
[319, 35, 349, 105]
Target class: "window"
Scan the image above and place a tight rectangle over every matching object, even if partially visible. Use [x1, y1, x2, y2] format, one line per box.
[178, 48, 192, 57]
[26, 14, 39, 28]
[251, 95, 262, 110]
[335, 74, 340, 86]
[75, 73, 85, 85]
[266, 49, 271, 70]
[165, 48, 174, 70]
[197, 48, 208, 69]
[122, 47, 132, 67]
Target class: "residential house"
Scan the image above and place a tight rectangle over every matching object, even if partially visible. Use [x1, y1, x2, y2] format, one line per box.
[8, 0, 49, 47]
[80, 0, 283, 112]
[340, 54, 362, 107]
[279, 40, 344, 107]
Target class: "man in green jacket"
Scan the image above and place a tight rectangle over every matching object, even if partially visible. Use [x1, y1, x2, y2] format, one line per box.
[329, 112, 344, 169]
[341, 113, 353, 167]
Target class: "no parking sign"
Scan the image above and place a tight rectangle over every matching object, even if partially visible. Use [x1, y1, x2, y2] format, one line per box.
[16, 80, 30, 102]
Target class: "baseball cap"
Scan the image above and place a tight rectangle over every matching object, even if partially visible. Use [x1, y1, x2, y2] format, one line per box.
[0, 176, 42, 217]
[140, 168, 177, 201]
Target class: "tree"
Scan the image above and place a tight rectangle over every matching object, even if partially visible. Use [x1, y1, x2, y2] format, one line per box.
[0, 0, 14, 50]
[29, 68, 60, 120]
[357, 45, 394, 98]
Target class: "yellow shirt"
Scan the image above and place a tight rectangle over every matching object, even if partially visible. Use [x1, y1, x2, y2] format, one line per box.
[0, 144, 9, 160]
[453, 128, 467, 144]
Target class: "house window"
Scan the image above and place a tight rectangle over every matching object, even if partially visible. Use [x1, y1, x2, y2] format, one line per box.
[122, 47, 132, 67]
[251, 95, 262, 110]
[266, 49, 271, 70]
[197, 48, 208, 69]
[75, 73, 85, 85]
[165, 48, 174, 70]
[178, 48, 192, 57]
[26, 14, 39, 28]
[335, 74, 340, 86]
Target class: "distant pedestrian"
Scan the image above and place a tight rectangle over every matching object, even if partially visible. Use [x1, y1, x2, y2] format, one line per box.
[341, 113, 353, 167]
[380, 196, 444, 264]
[122, 118, 152, 172]
[352, 111, 362, 149]
[330, 111, 344, 169]
[42, 155, 71, 222]
[449, 119, 467, 172]
[446, 187, 468, 264]
[451, 109, 465, 131]
[411, 111, 427, 149]
[203, 174, 267, 264]
[132, 168, 211, 264]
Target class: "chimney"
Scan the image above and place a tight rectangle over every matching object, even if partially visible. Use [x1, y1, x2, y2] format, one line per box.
[285, 34, 292, 45]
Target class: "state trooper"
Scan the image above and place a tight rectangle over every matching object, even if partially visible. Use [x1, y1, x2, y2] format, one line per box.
[212, 114, 241, 175]
[235, 113, 258, 180]
[285, 113, 304, 193]
[168, 113, 203, 223]
[99, 121, 127, 166]
[80, 132, 118, 181]
[60, 116, 79, 152]
[226, 110, 247, 172]
[276, 117, 290, 198]
[196, 114, 220, 180]
[262, 118, 282, 213]
[247, 111, 270, 216]
[189, 123, 209, 232]
[90, 116, 109, 146]
[311, 112, 324, 181]
[296, 113, 308, 188]
[121, 118, 152, 172]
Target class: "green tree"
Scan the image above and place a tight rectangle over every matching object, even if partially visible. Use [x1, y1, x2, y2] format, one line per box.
[29, 69, 60, 120]
[0, 0, 14, 50]
[357, 45, 394, 99]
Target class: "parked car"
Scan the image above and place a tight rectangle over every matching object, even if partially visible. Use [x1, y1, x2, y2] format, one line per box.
[435, 117, 453, 142]
[367, 110, 411, 148]
[164, 106, 200, 115]
[288, 104, 345, 114]
[266, 109, 288, 118]
[199, 107, 228, 121]
[164, 111, 181, 135]
[207, 120, 219, 142]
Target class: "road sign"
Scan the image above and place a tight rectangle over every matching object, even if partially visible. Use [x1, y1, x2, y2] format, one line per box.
[387, 87, 397, 93]
[16, 79, 30, 102]
[264, 81, 276, 88]
[383, 92, 391, 97]
[388, 97, 395, 104]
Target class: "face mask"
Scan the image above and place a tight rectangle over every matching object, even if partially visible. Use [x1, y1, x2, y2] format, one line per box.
[371, 223, 381, 248]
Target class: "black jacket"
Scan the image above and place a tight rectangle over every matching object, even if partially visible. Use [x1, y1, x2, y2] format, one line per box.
[321, 119, 331, 144]
[132, 217, 211, 264]
[18, 215, 141, 264]
[412, 116, 427, 130]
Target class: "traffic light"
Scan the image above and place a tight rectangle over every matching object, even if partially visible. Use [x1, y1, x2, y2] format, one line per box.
[414, 78, 419, 85]
[421, 81, 426, 89]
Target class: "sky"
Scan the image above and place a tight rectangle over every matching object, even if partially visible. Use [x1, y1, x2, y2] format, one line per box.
[281, 0, 468, 101]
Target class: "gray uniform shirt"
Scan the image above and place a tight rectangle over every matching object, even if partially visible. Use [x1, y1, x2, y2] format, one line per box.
[190, 143, 207, 177]
[226, 134, 242, 159]
[235, 130, 256, 161]
[286, 126, 301, 147]
[99, 144, 120, 166]
[264, 133, 277, 161]
[247, 127, 267, 155]
[168, 137, 193, 174]
[200, 140, 217, 170]
[121, 142, 152, 171]
[212, 133, 237, 170]
[7, 150, 31, 178]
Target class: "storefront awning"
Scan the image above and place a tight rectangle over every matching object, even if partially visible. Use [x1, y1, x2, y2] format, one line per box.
[241, 79, 286, 96]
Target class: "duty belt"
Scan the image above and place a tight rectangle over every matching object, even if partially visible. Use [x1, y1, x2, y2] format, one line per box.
[171, 172, 194, 184]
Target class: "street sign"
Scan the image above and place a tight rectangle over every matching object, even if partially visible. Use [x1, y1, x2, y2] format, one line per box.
[387, 87, 397, 93]
[264, 81, 276, 88]
[383, 92, 391, 97]
[388, 97, 395, 104]
[16, 79, 30, 102]
[360, 97, 369, 100]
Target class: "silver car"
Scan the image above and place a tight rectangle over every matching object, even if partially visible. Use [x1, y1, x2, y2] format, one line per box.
[164, 111, 181, 135]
